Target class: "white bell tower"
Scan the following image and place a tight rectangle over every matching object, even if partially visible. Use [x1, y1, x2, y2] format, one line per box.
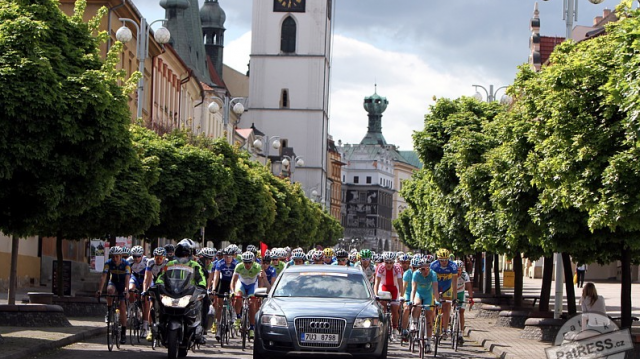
[246, 0, 333, 203]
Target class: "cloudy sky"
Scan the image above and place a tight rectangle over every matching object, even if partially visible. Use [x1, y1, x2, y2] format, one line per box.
[136, 0, 625, 150]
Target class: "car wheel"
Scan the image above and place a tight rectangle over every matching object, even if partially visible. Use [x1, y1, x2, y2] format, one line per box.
[377, 337, 389, 359]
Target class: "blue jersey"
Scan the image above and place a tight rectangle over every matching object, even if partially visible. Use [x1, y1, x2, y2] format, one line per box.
[403, 269, 413, 298]
[412, 269, 437, 296]
[430, 260, 458, 292]
[103, 259, 131, 284]
[215, 259, 238, 282]
[264, 265, 276, 284]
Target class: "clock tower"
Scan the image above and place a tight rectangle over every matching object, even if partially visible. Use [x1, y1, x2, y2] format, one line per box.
[246, 0, 333, 204]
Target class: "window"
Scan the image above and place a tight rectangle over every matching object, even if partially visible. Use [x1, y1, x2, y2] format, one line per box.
[354, 176, 359, 184]
[280, 89, 289, 108]
[342, 175, 345, 183]
[281, 17, 296, 53]
[366, 176, 372, 184]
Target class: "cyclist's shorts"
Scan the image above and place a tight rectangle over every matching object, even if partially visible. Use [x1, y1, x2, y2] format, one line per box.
[415, 290, 434, 307]
[440, 286, 453, 300]
[235, 280, 257, 297]
[381, 284, 399, 303]
[215, 280, 231, 298]
[129, 274, 143, 288]
[403, 293, 411, 302]
[457, 292, 466, 308]
[108, 281, 126, 298]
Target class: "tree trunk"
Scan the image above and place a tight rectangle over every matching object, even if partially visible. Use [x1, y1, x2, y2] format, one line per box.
[494, 254, 501, 296]
[513, 253, 523, 308]
[539, 256, 554, 312]
[56, 232, 64, 297]
[621, 247, 632, 329]
[562, 252, 576, 315]
[474, 252, 483, 292]
[8, 235, 19, 305]
[484, 253, 493, 294]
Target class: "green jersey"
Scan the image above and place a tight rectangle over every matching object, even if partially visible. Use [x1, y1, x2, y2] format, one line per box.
[234, 262, 261, 285]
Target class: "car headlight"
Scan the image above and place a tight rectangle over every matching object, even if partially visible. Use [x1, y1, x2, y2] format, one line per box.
[260, 314, 287, 327]
[353, 318, 380, 328]
[161, 294, 191, 308]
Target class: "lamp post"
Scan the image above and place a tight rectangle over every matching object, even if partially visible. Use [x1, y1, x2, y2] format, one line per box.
[116, 18, 170, 120]
[472, 84, 511, 104]
[559, 0, 605, 40]
[208, 96, 246, 126]
[305, 186, 321, 202]
[252, 135, 282, 166]
[281, 155, 305, 182]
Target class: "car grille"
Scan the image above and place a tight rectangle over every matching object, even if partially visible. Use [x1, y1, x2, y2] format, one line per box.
[294, 317, 346, 348]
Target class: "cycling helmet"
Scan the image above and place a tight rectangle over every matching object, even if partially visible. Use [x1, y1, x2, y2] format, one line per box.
[179, 238, 196, 250]
[292, 251, 306, 260]
[130, 246, 144, 256]
[348, 253, 358, 262]
[200, 247, 215, 259]
[153, 247, 166, 256]
[420, 258, 431, 267]
[335, 249, 348, 259]
[411, 257, 422, 267]
[374, 254, 384, 263]
[164, 244, 175, 254]
[110, 246, 122, 255]
[263, 253, 272, 261]
[382, 251, 396, 262]
[359, 249, 372, 260]
[241, 251, 255, 263]
[221, 247, 233, 256]
[425, 254, 435, 263]
[121, 247, 130, 256]
[396, 251, 405, 258]
[435, 248, 450, 259]
[455, 260, 464, 269]
[311, 250, 324, 261]
[306, 252, 313, 261]
[323, 248, 335, 257]
[284, 246, 291, 254]
[292, 248, 304, 255]
[246, 244, 257, 254]
[398, 254, 411, 262]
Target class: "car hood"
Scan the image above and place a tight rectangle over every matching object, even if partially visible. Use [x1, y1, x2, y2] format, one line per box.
[268, 297, 378, 320]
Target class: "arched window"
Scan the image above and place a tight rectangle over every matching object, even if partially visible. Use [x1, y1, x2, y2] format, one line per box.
[281, 17, 296, 53]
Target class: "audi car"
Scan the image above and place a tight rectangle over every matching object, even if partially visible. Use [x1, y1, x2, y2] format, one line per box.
[253, 265, 389, 359]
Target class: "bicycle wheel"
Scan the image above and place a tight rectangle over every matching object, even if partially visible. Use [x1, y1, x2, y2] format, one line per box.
[241, 304, 248, 350]
[418, 316, 425, 359]
[129, 303, 139, 345]
[433, 313, 440, 357]
[453, 310, 461, 351]
[114, 308, 122, 350]
[219, 304, 227, 347]
[106, 306, 114, 352]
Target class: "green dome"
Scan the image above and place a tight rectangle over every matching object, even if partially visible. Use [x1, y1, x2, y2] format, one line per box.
[159, 0, 190, 10]
[363, 91, 388, 116]
[200, 0, 226, 28]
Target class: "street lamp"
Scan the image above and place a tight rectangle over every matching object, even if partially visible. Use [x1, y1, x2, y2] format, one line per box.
[281, 155, 304, 181]
[208, 96, 246, 125]
[116, 18, 170, 120]
[252, 135, 282, 159]
[305, 186, 321, 202]
[546, 0, 605, 40]
[472, 84, 511, 104]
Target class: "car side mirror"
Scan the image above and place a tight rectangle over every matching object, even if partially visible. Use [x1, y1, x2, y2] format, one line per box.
[377, 291, 391, 301]
[255, 287, 268, 298]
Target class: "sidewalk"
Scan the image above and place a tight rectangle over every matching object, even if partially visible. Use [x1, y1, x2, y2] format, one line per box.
[0, 287, 105, 359]
[463, 276, 640, 359]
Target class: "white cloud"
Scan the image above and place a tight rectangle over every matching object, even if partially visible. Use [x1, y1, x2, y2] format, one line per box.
[224, 31, 252, 75]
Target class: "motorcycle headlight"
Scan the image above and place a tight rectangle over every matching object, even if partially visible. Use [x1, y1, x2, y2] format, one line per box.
[353, 318, 380, 328]
[161, 294, 192, 308]
[260, 314, 287, 327]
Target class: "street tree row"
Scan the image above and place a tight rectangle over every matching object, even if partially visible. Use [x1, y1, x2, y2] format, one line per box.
[394, 1, 640, 328]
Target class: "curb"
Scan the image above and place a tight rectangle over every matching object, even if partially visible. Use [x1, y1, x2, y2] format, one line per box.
[5, 326, 107, 359]
[465, 327, 517, 359]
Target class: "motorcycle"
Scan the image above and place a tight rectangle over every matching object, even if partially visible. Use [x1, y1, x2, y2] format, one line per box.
[150, 264, 206, 358]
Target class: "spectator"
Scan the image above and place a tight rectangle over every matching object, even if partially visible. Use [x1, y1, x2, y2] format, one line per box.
[580, 282, 608, 329]
[576, 263, 587, 288]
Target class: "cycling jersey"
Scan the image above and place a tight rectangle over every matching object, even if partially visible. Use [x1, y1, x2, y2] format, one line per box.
[456, 271, 471, 304]
[215, 259, 238, 282]
[129, 257, 146, 287]
[430, 259, 458, 293]
[263, 265, 276, 284]
[273, 260, 286, 276]
[103, 259, 131, 285]
[146, 258, 167, 281]
[412, 269, 437, 305]
[402, 268, 413, 300]
[234, 262, 261, 285]
[376, 263, 402, 301]
[355, 261, 376, 284]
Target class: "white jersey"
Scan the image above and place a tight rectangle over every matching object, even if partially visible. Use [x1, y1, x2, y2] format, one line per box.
[146, 258, 168, 279]
[355, 261, 376, 283]
[456, 271, 471, 293]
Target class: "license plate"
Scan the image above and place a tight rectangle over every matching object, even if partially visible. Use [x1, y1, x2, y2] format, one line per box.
[301, 333, 339, 343]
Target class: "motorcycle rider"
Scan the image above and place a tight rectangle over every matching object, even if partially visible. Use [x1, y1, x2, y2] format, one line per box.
[155, 239, 208, 345]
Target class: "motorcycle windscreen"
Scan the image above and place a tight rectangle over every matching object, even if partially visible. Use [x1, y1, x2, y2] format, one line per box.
[164, 265, 195, 295]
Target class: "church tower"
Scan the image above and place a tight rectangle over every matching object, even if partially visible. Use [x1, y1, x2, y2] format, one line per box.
[201, 0, 226, 77]
[246, 0, 334, 202]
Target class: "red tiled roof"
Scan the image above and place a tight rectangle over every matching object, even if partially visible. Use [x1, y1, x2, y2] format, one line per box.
[540, 36, 565, 65]
[235, 128, 252, 139]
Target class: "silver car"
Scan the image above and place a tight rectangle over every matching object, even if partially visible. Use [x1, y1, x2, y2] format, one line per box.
[253, 265, 389, 359]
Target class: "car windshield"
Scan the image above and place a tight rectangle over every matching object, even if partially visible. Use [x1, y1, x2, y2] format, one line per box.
[273, 271, 370, 299]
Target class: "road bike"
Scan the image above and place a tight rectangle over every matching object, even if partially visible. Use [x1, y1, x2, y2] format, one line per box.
[127, 289, 144, 345]
[239, 294, 251, 350]
[100, 294, 126, 352]
[217, 292, 234, 347]
[450, 298, 473, 351]
[432, 301, 445, 357]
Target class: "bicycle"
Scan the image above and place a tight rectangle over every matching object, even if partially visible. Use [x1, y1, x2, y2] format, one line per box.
[450, 298, 473, 351]
[127, 289, 144, 345]
[217, 292, 234, 347]
[432, 301, 446, 357]
[99, 294, 125, 352]
[239, 294, 251, 350]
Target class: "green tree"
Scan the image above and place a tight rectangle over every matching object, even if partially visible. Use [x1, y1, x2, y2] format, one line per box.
[0, 0, 135, 303]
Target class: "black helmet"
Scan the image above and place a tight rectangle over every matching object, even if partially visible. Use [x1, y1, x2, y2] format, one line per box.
[175, 243, 192, 258]
[164, 243, 176, 253]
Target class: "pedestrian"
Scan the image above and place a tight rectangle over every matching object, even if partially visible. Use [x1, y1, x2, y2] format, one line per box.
[580, 282, 608, 329]
[576, 262, 587, 288]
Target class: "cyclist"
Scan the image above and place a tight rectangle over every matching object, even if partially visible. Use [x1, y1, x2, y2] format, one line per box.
[230, 251, 262, 339]
[455, 259, 473, 343]
[96, 246, 130, 345]
[127, 246, 147, 335]
[212, 247, 237, 340]
[355, 249, 376, 284]
[258, 252, 276, 290]
[401, 256, 421, 339]
[332, 249, 352, 266]
[285, 250, 307, 268]
[122, 246, 131, 261]
[323, 248, 335, 265]
[142, 247, 168, 341]
[348, 252, 358, 266]
[271, 249, 286, 275]
[156, 239, 208, 345]
[374, 251, 404, 338]
[430, 248, 458, 339]
[164, 243, 176, 262]
[310, 250, 325, 265]
[246, 244, 260, 263]
[411, 258, 439, 353]
[197, 247, 216, 335]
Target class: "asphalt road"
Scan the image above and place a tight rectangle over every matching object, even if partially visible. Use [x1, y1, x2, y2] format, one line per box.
[35, 332, 497, 359]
